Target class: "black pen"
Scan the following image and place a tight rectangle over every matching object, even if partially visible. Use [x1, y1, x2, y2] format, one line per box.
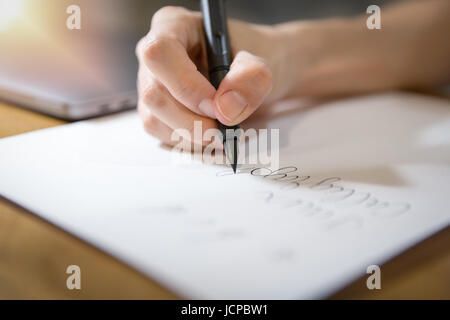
[200, 0, 239, 174]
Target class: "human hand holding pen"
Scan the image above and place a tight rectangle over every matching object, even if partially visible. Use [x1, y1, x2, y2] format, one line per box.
[135, 7, 277, 147]
[136, 1, 450, 146]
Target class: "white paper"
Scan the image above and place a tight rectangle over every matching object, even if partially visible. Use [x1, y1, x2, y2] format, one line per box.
[0, 91, 449, 299]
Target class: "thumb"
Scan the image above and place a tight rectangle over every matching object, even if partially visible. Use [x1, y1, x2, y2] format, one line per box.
[213, 51, 273, 126]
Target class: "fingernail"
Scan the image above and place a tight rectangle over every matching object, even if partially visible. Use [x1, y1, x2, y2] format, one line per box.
[198, 99, 216, 119]
[217, 90, 248, 122]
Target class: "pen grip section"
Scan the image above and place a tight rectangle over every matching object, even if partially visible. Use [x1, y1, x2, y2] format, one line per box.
[209, 68, 229, 89]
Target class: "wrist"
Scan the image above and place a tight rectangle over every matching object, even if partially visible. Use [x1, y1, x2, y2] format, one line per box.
[273, 17, 409, 98]
[274, 19, 358, 98]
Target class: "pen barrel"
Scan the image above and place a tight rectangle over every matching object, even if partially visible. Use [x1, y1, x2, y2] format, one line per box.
[200, 0, 232, 83]
[201, 0, 239, 144]
[209, 68, 229, 89]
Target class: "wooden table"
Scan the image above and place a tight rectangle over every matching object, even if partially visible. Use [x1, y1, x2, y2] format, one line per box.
[0, 101, 449, 299]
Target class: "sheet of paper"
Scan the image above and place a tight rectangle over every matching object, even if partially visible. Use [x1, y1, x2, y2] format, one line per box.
[0, 92, 449, 299]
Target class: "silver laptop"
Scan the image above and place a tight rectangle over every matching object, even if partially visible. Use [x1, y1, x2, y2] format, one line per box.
[0, 0, 198, 120]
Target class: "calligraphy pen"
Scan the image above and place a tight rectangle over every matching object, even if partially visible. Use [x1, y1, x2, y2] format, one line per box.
[200, 0, 239, 174]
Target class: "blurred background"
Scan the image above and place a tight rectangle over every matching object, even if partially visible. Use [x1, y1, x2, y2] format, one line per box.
[0, 0, 397, 36]
[0, 0, 398, 109]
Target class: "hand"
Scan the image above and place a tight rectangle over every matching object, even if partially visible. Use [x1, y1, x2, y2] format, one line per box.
[136, 6, 287, 146]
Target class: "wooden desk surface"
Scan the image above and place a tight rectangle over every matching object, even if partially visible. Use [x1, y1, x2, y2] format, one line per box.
[0, 101, 448, 299]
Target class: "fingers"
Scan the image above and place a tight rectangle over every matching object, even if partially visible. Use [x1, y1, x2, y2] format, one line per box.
[138, 74, 218, 146]
[149, 6, 201, 50]
[213, 51, 273, 126]
[142, 38, 216, 116]
[136, 6, 274, 152]
[139, 7, 216, 117]
[136, 7, 220, 148]
[138, 101, 175, 146]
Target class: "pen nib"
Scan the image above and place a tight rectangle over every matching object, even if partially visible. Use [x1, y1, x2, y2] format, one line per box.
[232, 137, 238, 174]
[231, 161, 237, 174]
[224, 137, 238, 174]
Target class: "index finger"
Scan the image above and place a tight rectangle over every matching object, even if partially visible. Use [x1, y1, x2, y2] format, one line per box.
[140, 7, 217, 116]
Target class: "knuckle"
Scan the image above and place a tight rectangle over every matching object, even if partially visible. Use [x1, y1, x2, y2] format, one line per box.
[135, 38, 145, 60]
[144, 38, 174, 63]
[142, 83, 166, 109]
[134, 39, 142, 59]
[153, 6, 187, 21]
[143, 114, 160, 133]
